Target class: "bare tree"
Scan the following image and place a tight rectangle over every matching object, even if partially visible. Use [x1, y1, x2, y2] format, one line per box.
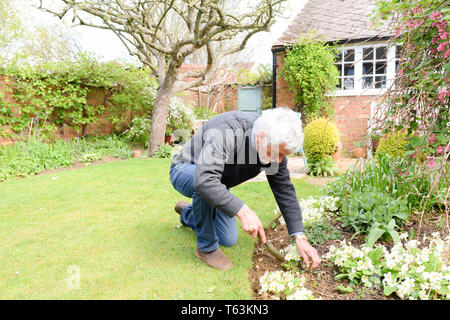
[37, 0, 286, 155]
[0, 0, 25, 61]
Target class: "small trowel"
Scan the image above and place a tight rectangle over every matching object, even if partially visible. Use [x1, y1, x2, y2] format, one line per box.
[259, 236, 285, 263]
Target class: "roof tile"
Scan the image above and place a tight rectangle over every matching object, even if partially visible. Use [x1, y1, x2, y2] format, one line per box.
[274, 0, 393, 46]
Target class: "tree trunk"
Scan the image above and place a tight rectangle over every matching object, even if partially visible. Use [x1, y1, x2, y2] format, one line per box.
[148, 84, 174, 156]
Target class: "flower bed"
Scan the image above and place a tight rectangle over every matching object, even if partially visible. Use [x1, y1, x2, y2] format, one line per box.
[251, 195, 449, 300]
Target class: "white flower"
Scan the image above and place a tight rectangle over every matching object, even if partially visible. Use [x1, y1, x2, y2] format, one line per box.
[416, 265, 425, 273]
[399, 233, 409, 240]
[429, 281, 441, 291]
[404, 254, 414, 265]
[419, 289, 430, 300]
[286, 287, 317, 300]
[400, 264, 409, 276]
[386, 258, 397, 269]
[282, 244, 301, 262]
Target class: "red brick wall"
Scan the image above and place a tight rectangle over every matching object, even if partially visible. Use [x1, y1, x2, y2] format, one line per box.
[0, 76, 17, 146]
[275, 51, 381, 156]
[332, 95, 380, 156]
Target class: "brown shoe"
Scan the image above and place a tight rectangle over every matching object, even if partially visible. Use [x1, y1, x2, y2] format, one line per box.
[174, 200, 190, 215]
[195, 247, 233, 271]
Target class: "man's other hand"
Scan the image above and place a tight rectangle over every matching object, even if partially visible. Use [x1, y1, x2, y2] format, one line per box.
[295, 237, 321, 268]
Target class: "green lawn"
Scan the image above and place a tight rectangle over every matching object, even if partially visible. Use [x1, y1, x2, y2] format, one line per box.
[0, 158, 324, 299]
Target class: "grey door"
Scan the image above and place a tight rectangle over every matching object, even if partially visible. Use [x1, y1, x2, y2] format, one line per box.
[237, 85, 262, 114]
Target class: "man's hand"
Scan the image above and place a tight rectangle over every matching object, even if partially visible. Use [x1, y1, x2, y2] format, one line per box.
[236, 204, 266, 243]
[295, 236, 321, 269]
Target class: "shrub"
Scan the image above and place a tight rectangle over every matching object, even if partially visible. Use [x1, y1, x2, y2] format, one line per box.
[303, 118, 339, 162]
[166, 98, 193, 136]
[375, 129, 409, 160]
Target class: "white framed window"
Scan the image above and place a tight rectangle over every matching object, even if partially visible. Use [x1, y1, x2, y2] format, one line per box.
[331, 43, 401, 96]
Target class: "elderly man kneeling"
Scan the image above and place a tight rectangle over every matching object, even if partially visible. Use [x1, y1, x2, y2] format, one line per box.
[169, 108, 320, 270]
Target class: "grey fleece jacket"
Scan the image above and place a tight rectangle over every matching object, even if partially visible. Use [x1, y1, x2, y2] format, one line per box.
[171, 111, 304, 236]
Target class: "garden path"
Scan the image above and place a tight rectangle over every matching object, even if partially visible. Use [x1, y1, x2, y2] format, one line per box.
[247, 156, 359, 183]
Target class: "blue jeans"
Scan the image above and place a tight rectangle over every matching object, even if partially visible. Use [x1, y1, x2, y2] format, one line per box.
[170, 162, 238, 252]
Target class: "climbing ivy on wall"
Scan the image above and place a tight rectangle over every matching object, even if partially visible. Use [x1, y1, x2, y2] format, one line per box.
[0, 54, 157, 141]
[281, 35, 339, 121]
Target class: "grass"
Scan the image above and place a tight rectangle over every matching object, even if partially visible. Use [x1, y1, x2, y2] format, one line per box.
[0, 158, 324, 299]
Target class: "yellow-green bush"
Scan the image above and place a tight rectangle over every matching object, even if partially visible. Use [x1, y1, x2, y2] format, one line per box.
[375, 130, 409, 160]
[303, 118, 339, 162]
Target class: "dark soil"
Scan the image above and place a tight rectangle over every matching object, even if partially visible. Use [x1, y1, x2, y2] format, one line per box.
[249, 206, 447, 300]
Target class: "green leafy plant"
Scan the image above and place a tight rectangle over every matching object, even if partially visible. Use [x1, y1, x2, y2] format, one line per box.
[191, 106, 216, 120]
[0, 139, 74, 181]
[281, 34, 339, 120]
[153, 143, 172, 159]
[0, 134, 133, 182]
[307, 156, 339, 177]
[305, 222, 341, 246]
[341, 190, 410, 247]
[326, 153, 446, 213]
[236, 63, 272, 86]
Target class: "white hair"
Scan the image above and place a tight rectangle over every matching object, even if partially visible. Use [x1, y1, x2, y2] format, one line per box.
[253, 107, 304, 153]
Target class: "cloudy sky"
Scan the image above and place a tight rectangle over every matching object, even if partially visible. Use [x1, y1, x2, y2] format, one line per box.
[21, 0, 307, 65]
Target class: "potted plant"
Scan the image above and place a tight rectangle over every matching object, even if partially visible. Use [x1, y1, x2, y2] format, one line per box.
[122, 117, 151, 158]
[331, 141, 342, 162]
[353, 140, 367, 158]
[133, 149, 142, 158]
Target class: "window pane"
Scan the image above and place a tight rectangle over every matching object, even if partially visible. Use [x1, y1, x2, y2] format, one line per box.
[363, 76, 374, 89]
[344, 64, 354, 76]
[336, 50, 343, 62]
[337, 78, 342, 89]
[375, 76, 386, 88]
[334, 63, 342, 75]
[344, 49, 354, 62]
[376, 46, 387, 60]
[363, 62, 374, 75]
[375, 62, 387, 74]
[343, 77, 354, 90]
[363, 48, 373, 61]
[396, 45, 403, 59]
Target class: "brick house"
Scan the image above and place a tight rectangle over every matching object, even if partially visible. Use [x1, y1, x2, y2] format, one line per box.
[271, 0, 398, 156]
